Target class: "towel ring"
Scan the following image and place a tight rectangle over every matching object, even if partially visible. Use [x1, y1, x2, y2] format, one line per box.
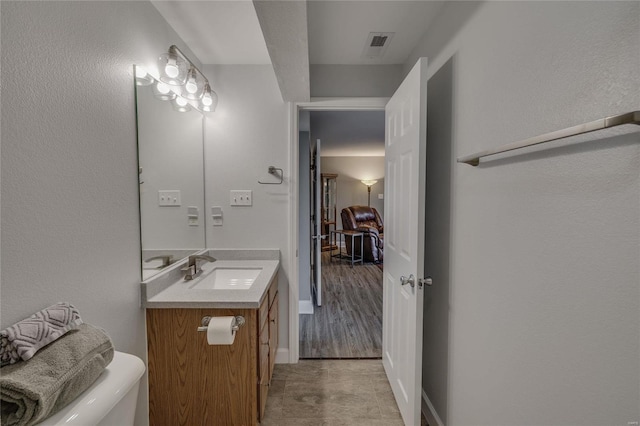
[258, 166, 283, 184]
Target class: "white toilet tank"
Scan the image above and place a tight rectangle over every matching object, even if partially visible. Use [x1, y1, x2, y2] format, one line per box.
[40, 351, 145, 426]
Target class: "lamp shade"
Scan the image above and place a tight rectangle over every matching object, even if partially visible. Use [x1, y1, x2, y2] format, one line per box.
[180, 67, 204, 100]
[200, 86, 218, 112]
[158, 50, 188, 86]
[172, 96, 191, 113]
[152, 81, 176, 101]
[361, 180, 378, 187]
[134, 66, 154, 86]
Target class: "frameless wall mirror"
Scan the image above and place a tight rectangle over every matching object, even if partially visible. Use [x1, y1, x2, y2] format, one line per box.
[134, 65, 206, 280]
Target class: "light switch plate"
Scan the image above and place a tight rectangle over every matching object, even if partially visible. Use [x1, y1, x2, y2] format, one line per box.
[158, 190, 181, 206]
[378, 193, 384, 199]
[230, 190, 252, 206]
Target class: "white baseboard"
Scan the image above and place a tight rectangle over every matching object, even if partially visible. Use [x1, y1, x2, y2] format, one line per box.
[275, 348, 289, 364]
[299, 299, 314, 315]
[422, 389, 444, 426]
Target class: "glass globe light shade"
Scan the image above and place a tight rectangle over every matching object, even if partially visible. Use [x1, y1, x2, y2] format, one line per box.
[200, 88, 218, 112]
[134, 66, 154, 86]
[158, 51, 187, 85]
[180, 68, 204, 100]
[172, 96, 191, 113]
[152, 81, 176, 101]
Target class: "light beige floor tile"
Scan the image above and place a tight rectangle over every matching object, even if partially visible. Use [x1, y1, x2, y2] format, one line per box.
[262, 395, 283, 420]
[328, 419, 405, 426]
[261, 419, 330, 426]
[376, 391, 402, 419]
[283, 380, 380, 419]
[273, 361, 329, 381]
[269, 379, 286, 397]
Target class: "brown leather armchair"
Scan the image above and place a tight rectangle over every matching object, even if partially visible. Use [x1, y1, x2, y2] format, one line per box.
[340, 206, 384, 263]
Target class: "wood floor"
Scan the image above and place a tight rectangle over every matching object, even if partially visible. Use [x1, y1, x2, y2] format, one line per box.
[299, 252, 383, 358]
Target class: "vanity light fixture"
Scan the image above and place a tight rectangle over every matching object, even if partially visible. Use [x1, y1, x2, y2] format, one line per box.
[155, 45, 218, 113]
[173, 96, 191, 113]
[158, 47, 188, 85]
[200, 83, 219, 112]
[361, 180, 378, 206]
[152, 81, 177, 101]
[134, 66, 154, 86]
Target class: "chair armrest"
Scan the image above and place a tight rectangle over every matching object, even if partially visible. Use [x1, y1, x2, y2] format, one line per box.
[355, 225, 379, 237]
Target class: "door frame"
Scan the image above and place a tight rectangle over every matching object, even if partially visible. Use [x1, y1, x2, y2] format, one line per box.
[287, 97, 389, 362]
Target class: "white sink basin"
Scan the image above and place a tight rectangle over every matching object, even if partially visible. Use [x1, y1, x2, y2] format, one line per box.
[189, 267, 262, 290]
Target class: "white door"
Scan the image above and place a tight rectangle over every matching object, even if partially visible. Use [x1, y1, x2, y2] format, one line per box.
[310, 138, 323, 306]
[383, 57, 428, 425]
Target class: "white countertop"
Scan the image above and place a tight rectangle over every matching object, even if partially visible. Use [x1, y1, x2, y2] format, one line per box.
[141, 250, 280, 309]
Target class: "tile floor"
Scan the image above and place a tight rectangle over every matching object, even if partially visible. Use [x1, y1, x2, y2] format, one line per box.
[261, 359, 428, 425]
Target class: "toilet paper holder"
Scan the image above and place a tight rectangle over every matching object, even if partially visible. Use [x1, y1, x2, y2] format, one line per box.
[197, 315, 246, 332]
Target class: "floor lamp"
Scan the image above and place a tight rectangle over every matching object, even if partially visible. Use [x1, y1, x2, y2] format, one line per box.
[361, 180, 378, 206]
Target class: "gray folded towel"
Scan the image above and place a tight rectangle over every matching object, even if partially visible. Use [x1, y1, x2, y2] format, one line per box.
[0, 302, 83, 366]
[0, 323, 114, 426]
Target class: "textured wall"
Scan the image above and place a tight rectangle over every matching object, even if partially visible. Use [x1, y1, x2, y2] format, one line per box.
[408, 1, 640, 424]
[320, 156, 385, 224]
[203, 64, 291, 358]
[1, 2, 200, 424]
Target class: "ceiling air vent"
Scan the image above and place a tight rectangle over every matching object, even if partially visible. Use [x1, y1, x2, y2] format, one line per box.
[363, 32, 395, 58]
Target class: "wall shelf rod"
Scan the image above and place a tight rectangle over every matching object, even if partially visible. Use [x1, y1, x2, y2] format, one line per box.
[457, 111, 640, 166]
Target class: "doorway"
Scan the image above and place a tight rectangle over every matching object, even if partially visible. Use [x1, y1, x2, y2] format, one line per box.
[297, 108, 386, 359]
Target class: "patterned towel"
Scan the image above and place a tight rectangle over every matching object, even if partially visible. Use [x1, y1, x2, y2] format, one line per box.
[0, 303, 83, 366]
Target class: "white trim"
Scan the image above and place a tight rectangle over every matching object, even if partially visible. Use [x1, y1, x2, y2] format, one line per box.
[302, 97, 389, 110]
[275, 348, 290, 364]
[422, 389, 444, 426]
[288, 102, 300, 364]
[288, 97, 387, 365]
[298, 299, 314, 315]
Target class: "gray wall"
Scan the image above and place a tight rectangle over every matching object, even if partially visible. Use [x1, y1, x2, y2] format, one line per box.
[311, 64, 403, 98]
[320, 156, 385, 227]
[0, 2, 202, 424]
[409, 1, 640, 424]
[422, 57, 454, 425]
[202, 64, 291, 356]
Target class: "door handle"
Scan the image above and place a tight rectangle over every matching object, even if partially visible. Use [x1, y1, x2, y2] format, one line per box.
[418, 277, 433, 288]
[311, 235, 327, 240]
[400, 275, 415, 288]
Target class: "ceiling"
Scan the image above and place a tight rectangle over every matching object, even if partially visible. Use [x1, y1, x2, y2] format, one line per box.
[152, 0, 445, 66]
[307, 0, 445, 65]
[311, 111, 385, 157]
[151, 1, 270, 64]
[151, 1, 446, 155]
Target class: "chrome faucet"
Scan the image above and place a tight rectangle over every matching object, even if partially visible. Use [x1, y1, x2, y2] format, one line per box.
[182, 254, 216, 280]
[145, 255, 174, 268]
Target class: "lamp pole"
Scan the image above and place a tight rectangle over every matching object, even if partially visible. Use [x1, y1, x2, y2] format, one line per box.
[361, 180, 377, 207]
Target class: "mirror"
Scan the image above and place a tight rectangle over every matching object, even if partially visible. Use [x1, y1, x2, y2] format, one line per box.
[134, 66, 206, 280]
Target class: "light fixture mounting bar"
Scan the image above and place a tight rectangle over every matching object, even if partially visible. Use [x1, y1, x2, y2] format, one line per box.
[169, 45, 210, 87]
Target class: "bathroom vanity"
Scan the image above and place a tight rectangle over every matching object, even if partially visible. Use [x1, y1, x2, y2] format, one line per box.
[142, 250, 280, 425]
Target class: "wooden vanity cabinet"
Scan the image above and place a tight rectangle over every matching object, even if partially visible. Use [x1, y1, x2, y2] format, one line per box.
[146, 273, 279, 426]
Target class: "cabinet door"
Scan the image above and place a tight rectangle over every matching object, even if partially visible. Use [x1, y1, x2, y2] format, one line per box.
[268, 296, 278, 379]
[258, 322, 270, 421]
[147, 308, 258, 426]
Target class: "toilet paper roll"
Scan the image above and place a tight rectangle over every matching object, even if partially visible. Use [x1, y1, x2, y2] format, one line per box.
[206, 316, 236, 345]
